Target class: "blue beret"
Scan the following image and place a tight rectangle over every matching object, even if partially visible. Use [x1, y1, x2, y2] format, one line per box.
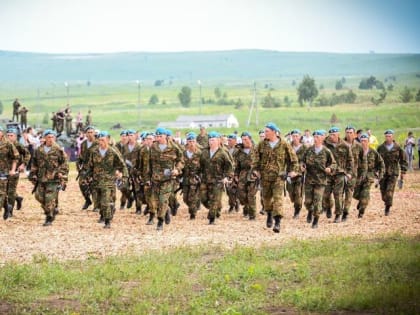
[155, 127, 166, 135]
[98, 131, 109, 138]
[186, 132, 197, 140]
[6, 128, 18, 134]
[258, 130, 265, 135]
[84, 125, 95, 132]
[360, 133, 369, 140]
[329, 126, 340, 133]
[165, 129, 173, 136]
[126, 129, 136, 135]
[208, 131, 220, 139]
[43, 129, 57, 137]
[384, 129, 394, 135]
[265, 122, 280, 132]
[290, 129, 301, 135]
[241, 131, 252, 138]
[313, 130, 326, 136]
[227, 134, 236, 139]
[120, 130, 128, 136]
[345, 125, 355, 131]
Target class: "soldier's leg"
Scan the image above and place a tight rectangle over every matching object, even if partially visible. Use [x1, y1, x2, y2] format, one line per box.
[380, 175, 397, 215]
[237, 181, 247, 216]
[291, 179, 303, 218]
[271, 177, 285, 233]
[247, 181, 258, 220]
[200, 183, 210, 210]
[0, 180, 9, 220]
[357, 181, 371, 218]
[304, 183, 314, 223]
[322, 178, 333, 218]
[189, 185, 201, 219]
[261, 180, 274, 228]
[157, 181, 172, 230]
[42, 182, 59, 226]
[343, 177, 356, 215]
[226, 184, 237, 212]
[79, 177, 92, 210]
[311, 184, 326, 228]
[332, 175, 345, 221]
[147, 184, 159, 224]
[5, 176, 18, 217]
[208, 183, 222, 224]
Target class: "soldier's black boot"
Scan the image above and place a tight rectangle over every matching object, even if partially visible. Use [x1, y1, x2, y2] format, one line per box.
[326, 208, 332, 219]
[82, 198, 92, 210]
[135, 206, 142, 215]
[165, 211, 171, 224]
[119, 200, 126, 210]
[334, 214, 341, 223]
[209, 217, 215, 225]
[157, 218, 164, 231]
[127, 196, 134, 209]
[235, 200, 240, 212]
[384, 205, 391, 216]
[312, 216, 319, 229]
[146, 213, 155, 225]
[104, 219, 111, 229]
[98, 215, 105, 223]
[356, 201, 361, 210]
[342, 212, 348, 222]
[273, 215, 281, 233]
[293, 206, 301, 219]
[171, 202, 180, 216]
[266, 211, 273, 228]
[3, 204, 12, 220]
[228, 205, 234, 213]
[143, 206, 150, 215]
[358, 210, 364, 218]
[43, 215, 53, 226]
[190, 213, 196, 220]
[306, 211, 313, 223]
[16, 196, 23, 210]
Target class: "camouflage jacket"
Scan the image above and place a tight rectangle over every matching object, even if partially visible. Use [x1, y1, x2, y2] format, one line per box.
[30, 143, 69, 183]
[252, 137, 299, 182]
[0, 139, 19, 174]
[200, 147, 234, 184]
[149, 141, 184, 183]
[302, 145, 337, 185]
[12, 141, 31, 169]
[139, 145, 151, 183]
[377, 141, 408, 176]
[359, 148, 385, 183]
[344, 139, 366, 178]
[77, 139, 98, 170]
[324, 137, 354, 176]
[87, 146, 128, 188]
[182, 147, 202, 185]
[196, 134, 209, 148]
[123, 142, 142, 177]
[116, 141, 127, 156]
[234, 145, 256, 182]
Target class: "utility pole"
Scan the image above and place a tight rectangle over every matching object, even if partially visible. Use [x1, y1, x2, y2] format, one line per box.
[247, 81, 258, 127]
[198, 80, 202, 114]
[136, 80, 141, 126]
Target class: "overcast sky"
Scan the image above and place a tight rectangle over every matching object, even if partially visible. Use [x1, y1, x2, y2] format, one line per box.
[1, 0, 419, 54]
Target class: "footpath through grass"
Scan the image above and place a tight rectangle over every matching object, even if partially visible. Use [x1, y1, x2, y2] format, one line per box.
[0, 234, 418, 314]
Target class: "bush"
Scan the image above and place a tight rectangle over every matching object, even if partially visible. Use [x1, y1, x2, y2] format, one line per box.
[400, 86, 413, 103]
[0, 100, 3, 115]
[42, 112, 49, 124]
[416, 89, 420, 102]
[149, 94, 159, 105]
[335, 81, 343, 90]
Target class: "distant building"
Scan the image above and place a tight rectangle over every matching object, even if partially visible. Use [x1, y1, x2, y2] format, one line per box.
[158, 114, 239, 129]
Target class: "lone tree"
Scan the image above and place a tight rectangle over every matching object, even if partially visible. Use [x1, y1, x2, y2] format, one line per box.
[297, 75, 318, 108]
[400, 86, 413, 103]
[178, 86, 192, 107]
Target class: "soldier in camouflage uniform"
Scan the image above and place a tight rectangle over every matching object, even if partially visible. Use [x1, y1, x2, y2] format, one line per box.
[234, 132, 258, 220]
[196, 126, 209, 149]
[376, 129, 408, 216]
[353, 133, 385, 218]
[200, 131, 233, 224]
[139, 132, 155, 220]
[147, 127, 184, 230]
[77, 126, 98, 210]
[29, 129, 69, 226]
[181, 132, 202, 220]
[166, 129, 182, 217]
[86, 131, 128, 228]
[322, 127, 354, 223]
[123, 129, 143, 214]
[6, 128, 30, 215]
[302, 130, 336, 228]
[116, 130, 131, 209]
[226, 134, 240, 213]
[252, 123, 299, 233]
[342, 125, 365, 220]
[0, 126, 19, 220]
[286, 129, 307, 219]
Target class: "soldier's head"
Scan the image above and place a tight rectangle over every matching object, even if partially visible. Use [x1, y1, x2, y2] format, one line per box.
[43, 129, 56, 146]
[345, 125, 356, 141]
[290, 129, 301, 146]
[97, 131, 109, 149]
[312, 130, 326, 146]
[258, 130, 265, 142]
[85, 126, 95, 141]
[6, 128, 18, 142]
[208, 131, 220, 149]
[144, 132, 155, 147]
[199, 126, 206, 135]
[328, 127, 340, 143]
[186, 132, 197, 149]
[264, 122, 280, 141]
[120, 130, 128, 143]
[0, 126, 4, 140]
[241, 131, 253, 149]
[227, 134, 237, 147]
[127, 129, 136, 144]
[384, 129, 394, 144]
[155, 127, 167, 144]
[360, 133, 369, 149]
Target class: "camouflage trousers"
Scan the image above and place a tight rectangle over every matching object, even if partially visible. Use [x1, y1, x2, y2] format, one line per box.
[200, 182, 223, 219]
[6, 174, 20, 208]
[304, 183, 326, 218]
[343, 177, 356, 213]
[286, 176, 303, 210]
[379, 175, 397, 207]
[237, 180, 258, 218]
[353, 179, 372, 214]
[95, 185, 116, 220]
[261, 177, 285, 217]
[182, 184, 201, 215]
[35, 181, 60, 217]
[323, 174, 345, 215]
[226, 183, 238, 208]
[0, 179, 8, 211]
[119, 185, 131, 207]
[79, 175, 97, 208]
[169, 179, 180, 211]
[150, 181, 173, 219]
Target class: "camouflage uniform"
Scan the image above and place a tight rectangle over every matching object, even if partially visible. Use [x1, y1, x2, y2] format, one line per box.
[139, 143, 152, 217]
[200, 146, 233, 221]
[196, 134, 209, 149]
[182, 146, 202, 218]
[286, 144, 307, 218]
[234, 144, 258, 219]
[252, 137, 299, 226]
[168, 139, 183, 216]
[353, 148, 384, 216]
[123, 141, 143, 213]
[377, 140, 407, 212]
[77, 139, 98, 210]
[226, 144, 240, 212]
[302, 145, 336, 222]
[65, 113, 73, 136]
[87, 145, 128, 223]
[323, 136, 354, 219]
[12, 99, 21, 122]
[0, 137, 19, 219]
[30, 142, 69, 223]
[116, 139, 131, 209]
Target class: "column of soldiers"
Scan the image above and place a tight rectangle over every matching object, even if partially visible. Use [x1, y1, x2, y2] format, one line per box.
[1, 122, 407, 231]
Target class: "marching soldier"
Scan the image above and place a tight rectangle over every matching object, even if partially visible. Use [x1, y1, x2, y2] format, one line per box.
[200, 131, 233, 224]
[322, 127, 354, 223]
[6, 128, 30, 215]
[234, 131, 258, 220]
[302, 130, 336, 228]
[12, 99, 21, 122]
[286, 129, 307, 219]
[139, 132, 155, 220]
[86, 131, 128, 228]
[377, 129, 407, 216]
[353, 133, 384, 218]
[116, 130, 131, 209]
[182, 132, 202, 220]
[29, 129, 69, 226]
[226, 134, 240, 213]
[252, 123, 299, 233]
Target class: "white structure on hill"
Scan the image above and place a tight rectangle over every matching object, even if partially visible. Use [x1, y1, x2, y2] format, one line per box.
[158, 114, 239, 129]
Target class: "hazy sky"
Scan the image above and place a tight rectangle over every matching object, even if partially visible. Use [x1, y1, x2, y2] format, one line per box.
[1, 0, 419, 54]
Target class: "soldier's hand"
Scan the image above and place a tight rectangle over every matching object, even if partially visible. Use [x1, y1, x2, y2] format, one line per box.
[252, 171, 260, 179]
[288, 171, 298, 178]
[346, 174, 352, 181]
[221, 177, 230, 185]
[30, 175, 37, 184]
[171, 169, 180, 176]
[233, 175, 239, 183]
[300, 164, 306, 172]
[325, 167, 332, 175]
[400, 174, 405, 181]
[374, 179, 379, 188]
